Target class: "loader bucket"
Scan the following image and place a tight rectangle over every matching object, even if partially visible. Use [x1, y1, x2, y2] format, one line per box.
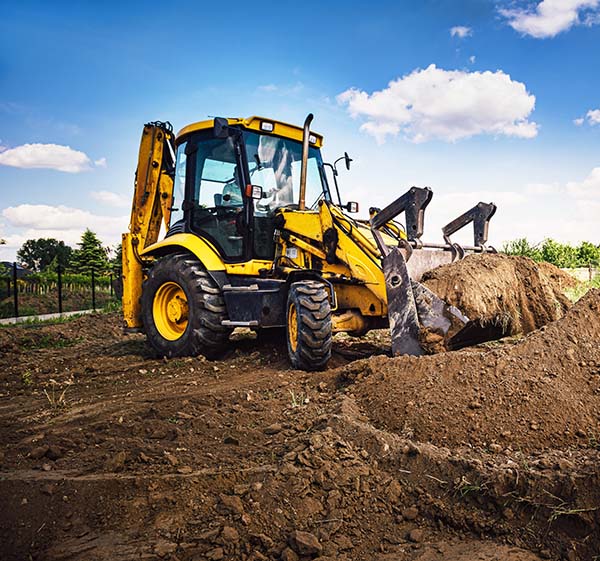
[370, 187, 504, 356]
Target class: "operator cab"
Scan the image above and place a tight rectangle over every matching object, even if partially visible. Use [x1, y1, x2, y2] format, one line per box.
[168, 116, 331, 262]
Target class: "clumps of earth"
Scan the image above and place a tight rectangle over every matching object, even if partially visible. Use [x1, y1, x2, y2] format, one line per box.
[1, 255, 599, 561]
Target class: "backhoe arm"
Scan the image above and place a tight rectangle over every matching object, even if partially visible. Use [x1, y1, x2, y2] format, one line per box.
[122, 121, 175, 329]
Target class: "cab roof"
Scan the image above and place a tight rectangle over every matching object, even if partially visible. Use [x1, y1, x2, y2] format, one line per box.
[176, 116, 324, 148]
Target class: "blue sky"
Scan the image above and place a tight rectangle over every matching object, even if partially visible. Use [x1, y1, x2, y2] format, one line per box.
[1, 0, 599, 260]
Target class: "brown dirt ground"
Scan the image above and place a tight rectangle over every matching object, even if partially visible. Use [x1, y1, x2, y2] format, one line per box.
[1, 259, 599, 561]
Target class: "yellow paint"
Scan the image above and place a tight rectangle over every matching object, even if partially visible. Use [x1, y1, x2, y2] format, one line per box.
[122, 123, 175, 329]
[287, 303, 298, 352]
[332, 310, 368, 333]
[153, 281, 189, 340]
[140, 234, 226, 271]
[177, 116, 323, 147]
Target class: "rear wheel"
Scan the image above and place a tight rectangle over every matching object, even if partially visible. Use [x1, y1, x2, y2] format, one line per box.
[286, 280, 332, 371]
[141, 253, 231, 358]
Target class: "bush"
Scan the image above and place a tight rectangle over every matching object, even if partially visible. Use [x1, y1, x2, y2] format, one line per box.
[503, 238, 600, 268]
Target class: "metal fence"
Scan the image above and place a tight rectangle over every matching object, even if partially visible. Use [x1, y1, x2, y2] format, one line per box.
[0, 263, 122, 319]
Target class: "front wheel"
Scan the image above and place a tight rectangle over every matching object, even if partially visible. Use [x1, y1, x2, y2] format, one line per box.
[141, 253, 231, 358]
[286, 280, 332, 371]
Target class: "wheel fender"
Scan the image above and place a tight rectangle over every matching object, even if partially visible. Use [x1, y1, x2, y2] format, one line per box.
[140, 233, 227, 287]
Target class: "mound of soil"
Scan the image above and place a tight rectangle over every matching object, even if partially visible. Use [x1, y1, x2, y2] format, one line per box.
[346, 289, 600, 451]
[421, 254, 577, 335]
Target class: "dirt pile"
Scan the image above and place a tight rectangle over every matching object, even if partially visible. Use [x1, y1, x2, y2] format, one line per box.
[2, 290, 600, 561]
[346, 289, 600, 450]
[421, 254, 577, 335]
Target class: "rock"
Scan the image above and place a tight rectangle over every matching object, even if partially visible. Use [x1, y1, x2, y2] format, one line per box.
[264, 423, 283, 435]
[30, 445, 49, 459]
[218, 494, 244, 515]
[387, 480, 402, 502]
[164, 452, 178, 466]
[154, 540, 177, 557]
[206, 547, 225, 560]
[249, 533, 274, 549]
[468, 400, 482, 410]
[139, 452, 151, 463]
[106, 450, 128, 471]
[46, 445, 63, 461]
[223, 435, 240, 445]
[233, 484, 250, 495]
[402, 506, 419, 521]
[177, 466, 193, 474]
[408, 528, 424, 543]
[41, 484, 56, 496]
[221, 526, 239, 543]
[281, 547, 299, 561]
[289, 530, 322, 556]
[334, 534, 353, 550]
[41, 463, 52, 471]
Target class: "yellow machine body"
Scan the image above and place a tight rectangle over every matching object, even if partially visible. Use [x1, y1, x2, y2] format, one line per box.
[122, 115, 499, 368]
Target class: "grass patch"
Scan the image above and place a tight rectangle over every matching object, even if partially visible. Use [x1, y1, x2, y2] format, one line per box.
[565, 277, 600, 303]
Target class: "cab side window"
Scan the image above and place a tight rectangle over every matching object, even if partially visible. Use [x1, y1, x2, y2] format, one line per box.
[191, 137, 244, 259]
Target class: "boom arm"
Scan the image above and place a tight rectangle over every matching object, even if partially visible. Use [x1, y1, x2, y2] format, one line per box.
[122, 121, 175, 329]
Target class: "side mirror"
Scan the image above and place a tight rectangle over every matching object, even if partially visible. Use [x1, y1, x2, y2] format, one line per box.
[345, 201, 359, 213]
[246, 184, 263, 200]
[214, 117, 232, 139]
[344, 152, 353, 170]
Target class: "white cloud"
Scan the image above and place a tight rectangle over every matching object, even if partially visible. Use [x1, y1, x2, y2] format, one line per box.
[94, 157, 107, 167]
[257, 84, 278, 92]
[0, 204, 127, 261]
[2, 204, 126, 232]
[469, 55, 476, 64]
[587, 108, 600, 124]
[500, 0, 600, 38]
[524, 182, 560, 194]
[450, 26, 473, 38]
[574, 108, 600, 126]
[0, 143, 102, 173]
[90, 190, 130, 208]
[566, 167, 600, 198]
[337, 64, 538, 144]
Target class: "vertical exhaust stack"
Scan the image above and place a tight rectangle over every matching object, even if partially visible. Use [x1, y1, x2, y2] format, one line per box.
[298, 113, 314, 211]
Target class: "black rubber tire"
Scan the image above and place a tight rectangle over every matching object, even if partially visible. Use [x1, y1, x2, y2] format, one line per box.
[141, 253, 231, 359]
[286, 280, 332, 371]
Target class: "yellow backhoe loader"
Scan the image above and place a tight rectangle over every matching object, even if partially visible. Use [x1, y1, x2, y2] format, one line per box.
[122, 115, 501, 370]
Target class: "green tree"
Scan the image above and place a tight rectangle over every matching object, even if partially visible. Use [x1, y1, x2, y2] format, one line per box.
[576, 241, 600, 267]
[70, 229, 109, 275]
[16, 238, 73, 272]
[539, 238, 578, 268]
[501, 238, 542, 261]
[109, 243, 122, 274]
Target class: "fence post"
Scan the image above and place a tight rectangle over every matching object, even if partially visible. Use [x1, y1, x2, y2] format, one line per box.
[12, 262, 18, 318]
[58, 264, 63, 314]
[91, 268, 96, 311]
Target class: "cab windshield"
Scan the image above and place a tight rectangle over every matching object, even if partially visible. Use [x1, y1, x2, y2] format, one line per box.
[243, 131, 330, 214]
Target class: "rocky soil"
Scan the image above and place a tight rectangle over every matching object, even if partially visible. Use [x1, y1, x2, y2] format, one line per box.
[0, 259, 598, 561]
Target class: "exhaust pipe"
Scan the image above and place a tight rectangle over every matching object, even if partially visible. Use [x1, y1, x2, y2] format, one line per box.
[298, 113, 314, 211]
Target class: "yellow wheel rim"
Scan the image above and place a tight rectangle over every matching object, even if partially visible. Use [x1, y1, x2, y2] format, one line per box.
[287, 302, 298, 352]
[153, 281, 189, 341]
